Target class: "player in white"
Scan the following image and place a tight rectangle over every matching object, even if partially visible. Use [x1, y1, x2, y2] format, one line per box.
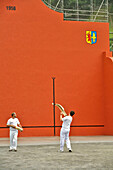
[7, 112, 22, 152]
[60, 111, 75, 152]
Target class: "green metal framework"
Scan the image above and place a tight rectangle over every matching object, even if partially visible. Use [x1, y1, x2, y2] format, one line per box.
[42, 0, 113, 51]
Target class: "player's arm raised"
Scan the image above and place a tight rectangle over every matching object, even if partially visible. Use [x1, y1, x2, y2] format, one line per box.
[60, 112, 63, 121]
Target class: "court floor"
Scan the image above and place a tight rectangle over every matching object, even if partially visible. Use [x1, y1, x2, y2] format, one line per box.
[0, 136, 113, 170]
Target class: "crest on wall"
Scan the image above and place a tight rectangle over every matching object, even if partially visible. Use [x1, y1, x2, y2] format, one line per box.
[86, 31, 97, 44]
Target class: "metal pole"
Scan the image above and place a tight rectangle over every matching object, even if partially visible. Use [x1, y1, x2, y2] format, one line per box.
[48, 0, 51, 9]
[93, 0, 105, 22]
[90, 0, 93, 21]
[106, 0, 108, 22]
[55, 0, 61, 11]
[61, 0, 64, 13]
[77, 0, 79, 21]
[52, 77, 56, 136]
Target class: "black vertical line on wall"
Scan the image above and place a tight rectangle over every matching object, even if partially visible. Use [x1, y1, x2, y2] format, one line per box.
[52, 77, 56, 136]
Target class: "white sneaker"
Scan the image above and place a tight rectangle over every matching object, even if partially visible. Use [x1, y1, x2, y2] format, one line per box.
[58, 150, 64, 153]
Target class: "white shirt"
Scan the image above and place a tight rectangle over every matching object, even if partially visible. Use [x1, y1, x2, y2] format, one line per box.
[62, 116, 72, 130]
[7, 118, 20, 132]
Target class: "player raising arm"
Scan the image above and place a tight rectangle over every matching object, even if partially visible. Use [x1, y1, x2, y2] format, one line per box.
[60, 110, 75, 152]
[7, 112, 23, 152]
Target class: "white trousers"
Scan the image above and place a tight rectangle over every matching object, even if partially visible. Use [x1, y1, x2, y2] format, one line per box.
[60, 128, 71, 151]
[10, 131, 18, 150]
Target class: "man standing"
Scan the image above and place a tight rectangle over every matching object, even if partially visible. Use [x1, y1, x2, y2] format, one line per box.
[7, 112, 23, 152]
[60, 111, 75, 152]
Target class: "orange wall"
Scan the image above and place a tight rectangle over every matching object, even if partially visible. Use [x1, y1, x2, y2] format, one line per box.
[0, 0, 110, 137]
[104, 52, 113, 135]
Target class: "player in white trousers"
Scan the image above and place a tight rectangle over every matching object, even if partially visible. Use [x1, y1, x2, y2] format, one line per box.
[60, 111, 75, 152]
[7, 112, 22, 152]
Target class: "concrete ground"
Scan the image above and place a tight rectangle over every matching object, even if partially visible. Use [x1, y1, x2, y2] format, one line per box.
[0, 136, 113, 170]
